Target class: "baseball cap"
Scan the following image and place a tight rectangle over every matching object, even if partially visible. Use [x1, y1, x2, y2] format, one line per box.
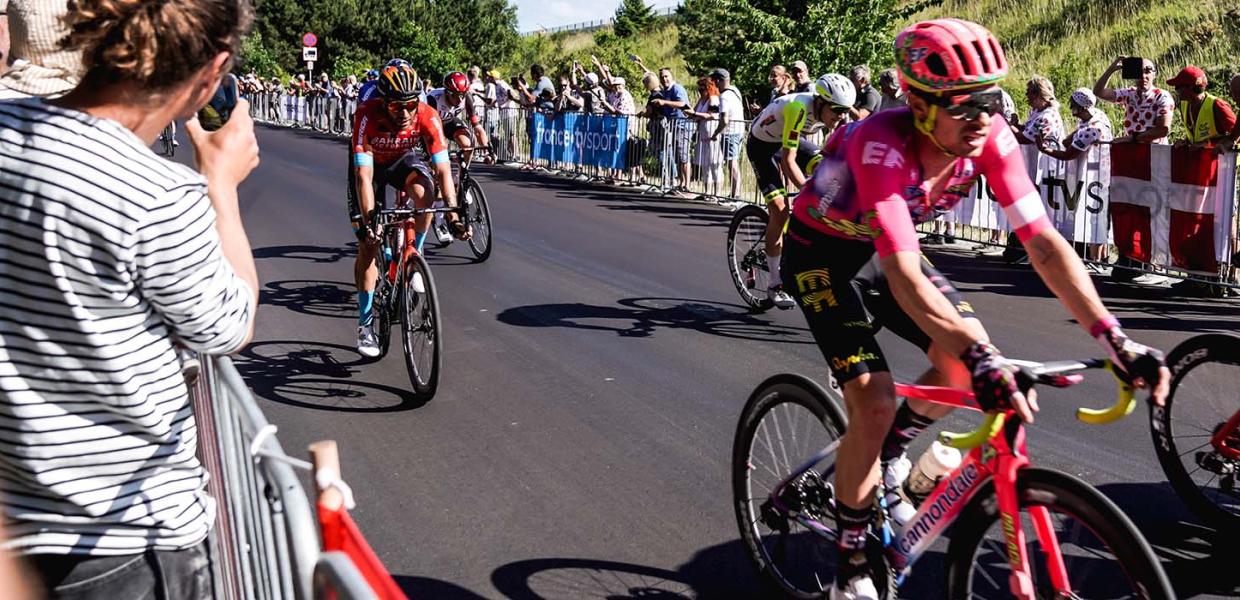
[790, 60, 809, 73]
[1166, 65, 1207, 88]
[585, 72, 599, 86]
[709, 68, 730, 81]
[612, 77, 626, 86]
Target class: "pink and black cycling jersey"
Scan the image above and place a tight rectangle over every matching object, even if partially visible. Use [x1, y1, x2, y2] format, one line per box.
[790, 107, 1051, 257]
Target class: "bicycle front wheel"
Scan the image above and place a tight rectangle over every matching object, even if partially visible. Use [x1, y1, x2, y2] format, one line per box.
[401, 253, 441, 401]
[733, 374, 867, 599]
[945, 467, 1174, 600]
[463, 177, 493, 262]
[1151, 333, 1240, 532]
[726, 205, 773, 312]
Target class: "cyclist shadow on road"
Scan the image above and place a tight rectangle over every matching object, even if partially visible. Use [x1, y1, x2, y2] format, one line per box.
[485, 537, 948, 599]
[253, 243, 355, 264]
[1096, 481, 1240, 598]
[496, 297, 811, 344]
[260, 279, 357, 320]
[232, 340, 428, 412]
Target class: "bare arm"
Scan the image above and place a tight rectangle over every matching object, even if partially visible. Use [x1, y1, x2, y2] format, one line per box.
[434, 160, 456, 206]
[1094, 57, 1123, 102]
[880, 251, 981, 357]
[1138, 110, 1172, 142]
[779, 146, 808, 189]
[1024, 228, 1110, 333]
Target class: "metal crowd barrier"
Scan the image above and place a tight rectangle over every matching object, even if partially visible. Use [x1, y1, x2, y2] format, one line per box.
[244, 97, 1238, 288]
[246, 91, 355, 135]
[192, 355, 375, 599]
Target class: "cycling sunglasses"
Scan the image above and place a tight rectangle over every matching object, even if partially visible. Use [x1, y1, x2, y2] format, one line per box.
[918, 88, 1005, 121]
[827, 104, 850, 115]
[386, 100, 419, 112]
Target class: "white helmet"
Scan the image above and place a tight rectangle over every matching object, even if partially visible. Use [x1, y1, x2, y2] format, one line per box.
[814, 73, 856, 107]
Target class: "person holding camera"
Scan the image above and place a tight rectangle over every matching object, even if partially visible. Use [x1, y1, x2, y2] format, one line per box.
[1094, 56, 1173, 144]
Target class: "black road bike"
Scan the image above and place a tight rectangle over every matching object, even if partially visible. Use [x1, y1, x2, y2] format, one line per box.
[431, 148, 494, 262]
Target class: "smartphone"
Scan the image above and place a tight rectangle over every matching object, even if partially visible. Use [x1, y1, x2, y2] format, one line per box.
[1121, 57, 1145, 80]
[628, 54, 639, 62]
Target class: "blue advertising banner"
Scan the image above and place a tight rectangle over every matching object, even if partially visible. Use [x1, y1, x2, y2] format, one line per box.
[530, 112, 628, 169]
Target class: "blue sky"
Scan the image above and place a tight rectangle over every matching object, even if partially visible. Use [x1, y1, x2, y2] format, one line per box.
[514, 0, 681, 32]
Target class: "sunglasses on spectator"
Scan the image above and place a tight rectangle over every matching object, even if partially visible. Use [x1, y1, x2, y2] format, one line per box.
[917, 88, 1005, 121]
[386, 100, 419, 112]
[1142, 66, 1156, 74]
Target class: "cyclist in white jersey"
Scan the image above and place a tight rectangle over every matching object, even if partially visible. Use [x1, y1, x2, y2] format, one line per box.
[747, 73, 855, 308]
[425, 71, 489, 166]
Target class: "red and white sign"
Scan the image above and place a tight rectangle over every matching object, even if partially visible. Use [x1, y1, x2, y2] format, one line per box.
[302, 32, 318, 47]
[1110, 144, 1236, 273]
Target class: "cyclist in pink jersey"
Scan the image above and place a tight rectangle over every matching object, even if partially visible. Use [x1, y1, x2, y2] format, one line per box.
[780, 19, 1170, 599]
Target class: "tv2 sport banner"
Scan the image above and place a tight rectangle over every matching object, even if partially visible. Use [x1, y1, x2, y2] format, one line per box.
[530, 112, 629, 169]
[949, 145, 1112, 246]
[1109, 144, 1236, 274]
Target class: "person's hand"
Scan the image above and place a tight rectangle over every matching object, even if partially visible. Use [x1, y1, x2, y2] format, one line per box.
[1214, 142, 1235, 156]
[1110, 56, 1125, 71]
[1094, 323, 1170, 406]
[184, 98, 259, 190]
[961, 341, 1039, 423]
[1112, 135, 1133, 144]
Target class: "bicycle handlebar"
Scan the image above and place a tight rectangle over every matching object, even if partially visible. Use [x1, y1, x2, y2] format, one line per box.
[937, 358, 1139, 450]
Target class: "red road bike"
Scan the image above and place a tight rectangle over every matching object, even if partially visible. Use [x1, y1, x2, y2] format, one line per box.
[733, 359, 1175, 599]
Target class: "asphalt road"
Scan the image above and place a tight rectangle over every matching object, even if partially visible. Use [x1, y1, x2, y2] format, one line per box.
[199, 124, 1238, 598]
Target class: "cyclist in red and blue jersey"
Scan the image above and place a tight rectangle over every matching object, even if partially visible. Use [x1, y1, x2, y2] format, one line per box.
[351, 63, 463, 357]
[780, 20, 1170, 599]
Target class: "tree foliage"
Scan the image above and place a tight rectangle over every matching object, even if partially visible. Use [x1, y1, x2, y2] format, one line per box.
[243, 0, 519, 80]
[613, 0, 656, 39]
[676, 0, 932, 100]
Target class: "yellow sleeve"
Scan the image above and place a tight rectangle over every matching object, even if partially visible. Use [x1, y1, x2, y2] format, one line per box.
[781, 100, 807, 150]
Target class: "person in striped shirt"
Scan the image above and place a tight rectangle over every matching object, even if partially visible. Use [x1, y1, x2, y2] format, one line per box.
[0, 0, 258, 597]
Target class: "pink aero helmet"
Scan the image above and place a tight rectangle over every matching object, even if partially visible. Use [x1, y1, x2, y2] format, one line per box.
[894, 19, 1009, 93]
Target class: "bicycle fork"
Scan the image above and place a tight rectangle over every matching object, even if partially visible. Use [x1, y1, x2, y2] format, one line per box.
[993, 457, 1071, 600]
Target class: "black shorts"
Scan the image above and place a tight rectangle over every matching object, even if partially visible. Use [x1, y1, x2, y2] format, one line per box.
[746, 137, 820, 202]
[347, 150, 435, 241]
[781, 218, 976, 385]
[443, 117, 473, 142]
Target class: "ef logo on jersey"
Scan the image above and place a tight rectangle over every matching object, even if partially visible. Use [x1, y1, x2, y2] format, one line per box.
[861, 142, 905, 169]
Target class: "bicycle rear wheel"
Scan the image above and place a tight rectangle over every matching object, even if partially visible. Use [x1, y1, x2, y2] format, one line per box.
[401, 252, 441, 401]
[945, 467, 1174, 599]
[726, 205, 773, 312]
[1151, 333, 1240, 532]
[463, 177, 493, 262]
[733, 374, 887, 599]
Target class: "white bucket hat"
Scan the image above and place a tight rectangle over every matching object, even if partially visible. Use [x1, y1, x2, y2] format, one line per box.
[0, 0, 84, 97]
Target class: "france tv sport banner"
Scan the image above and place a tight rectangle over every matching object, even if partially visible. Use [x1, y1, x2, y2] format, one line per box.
[530, 112, 629, 169]
[1109, 144, 1236, 273]
[949, 144, 1110, 245]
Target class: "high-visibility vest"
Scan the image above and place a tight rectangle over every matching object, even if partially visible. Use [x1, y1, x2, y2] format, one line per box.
[1179, 93, 1224, 144]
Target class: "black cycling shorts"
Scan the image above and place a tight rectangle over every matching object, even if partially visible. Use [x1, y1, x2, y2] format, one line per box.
[781, 217, 976, 385]
[347, 150, 435, 241]
[442, 117, 473, 142]
[746, 137, 820, 203]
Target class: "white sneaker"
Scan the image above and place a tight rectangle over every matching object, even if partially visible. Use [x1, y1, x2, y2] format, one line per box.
[409, 271, 426, 294]
[768, 285, 795, 310]
[357, 325, 380, 358]
[434, 222, 453, 244]
[829, 572, 879, 600]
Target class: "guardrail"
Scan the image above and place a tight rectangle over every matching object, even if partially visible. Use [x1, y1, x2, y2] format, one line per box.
[520, 6, 677, 36]
[245, 94, 1238, 292]
[192, 355, 377, 599]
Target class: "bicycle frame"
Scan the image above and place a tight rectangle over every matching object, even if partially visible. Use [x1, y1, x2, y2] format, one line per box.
[767, 361, 1129, 599]
[1211, 407, 1240, 461]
